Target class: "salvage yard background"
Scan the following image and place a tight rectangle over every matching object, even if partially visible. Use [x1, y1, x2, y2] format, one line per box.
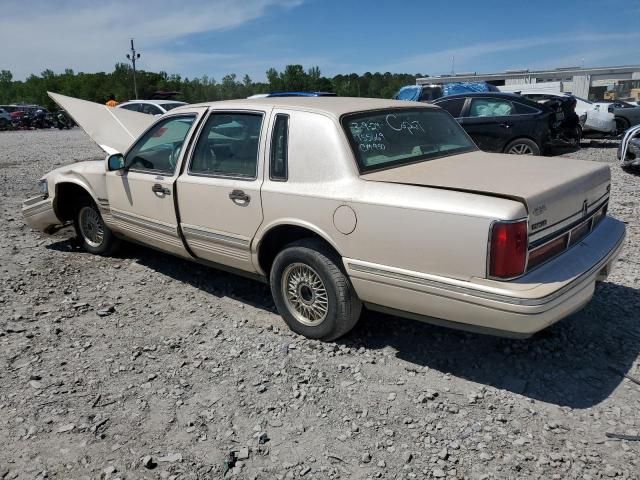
[1, 129, 639, 479]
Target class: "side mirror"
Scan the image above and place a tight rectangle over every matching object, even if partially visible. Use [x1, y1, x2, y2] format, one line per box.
[107, 153, 125, 171]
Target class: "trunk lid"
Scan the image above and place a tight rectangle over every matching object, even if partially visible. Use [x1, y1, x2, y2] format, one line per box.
[361, 151, 610, 241]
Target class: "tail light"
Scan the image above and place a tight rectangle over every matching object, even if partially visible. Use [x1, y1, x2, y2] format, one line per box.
[489, 220, 528, 279]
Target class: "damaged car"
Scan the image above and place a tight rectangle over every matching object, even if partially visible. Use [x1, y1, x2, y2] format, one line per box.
[23, 93, 625, 341]
[432, 92, 559, 155]
[618, 124, 640, 173]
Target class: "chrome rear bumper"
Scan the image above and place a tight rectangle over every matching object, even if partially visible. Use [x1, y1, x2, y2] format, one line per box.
[345, 216, 626, 337]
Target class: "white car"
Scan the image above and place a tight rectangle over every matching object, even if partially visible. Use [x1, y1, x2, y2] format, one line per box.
[117, 100, 187, 116]
[516, 91, 616, 134]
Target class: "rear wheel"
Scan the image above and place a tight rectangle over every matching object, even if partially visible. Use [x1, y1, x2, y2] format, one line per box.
[73, 200, 120, 255]
[504, 138, 540, 155]
[615, 117, 630, 135]
[270, 238, 362, 341]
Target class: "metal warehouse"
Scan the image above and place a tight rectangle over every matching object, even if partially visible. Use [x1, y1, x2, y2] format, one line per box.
[417, 65, 640, 101]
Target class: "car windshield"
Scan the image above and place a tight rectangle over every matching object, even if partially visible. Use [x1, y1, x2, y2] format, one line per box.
[342, 108, 477, 173]
[162, 103, 186, 111]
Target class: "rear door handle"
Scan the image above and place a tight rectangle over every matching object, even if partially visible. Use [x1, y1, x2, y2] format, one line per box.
[152, 183, 171, 195]
[229, 189, 250, 205]
[499, 122, 513, 129]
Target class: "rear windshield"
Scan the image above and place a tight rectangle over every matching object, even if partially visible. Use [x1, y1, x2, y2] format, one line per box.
[342, 108, 476, 173]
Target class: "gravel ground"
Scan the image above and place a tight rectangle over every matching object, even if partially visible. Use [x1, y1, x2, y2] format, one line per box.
[0, 129, 639, 480]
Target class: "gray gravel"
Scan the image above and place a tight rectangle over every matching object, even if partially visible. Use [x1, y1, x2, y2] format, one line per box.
[1, 129, 639, 479]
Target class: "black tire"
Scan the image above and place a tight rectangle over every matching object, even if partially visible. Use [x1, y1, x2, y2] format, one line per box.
[504, 138, 540, 156]
[73, 199, 120, 255]
[615, 117, 630, 135]
[571, 125, 582, 147]
[270, 238, 362, 341]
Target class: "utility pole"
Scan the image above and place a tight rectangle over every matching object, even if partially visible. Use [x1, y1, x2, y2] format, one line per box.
[451, 56, 455, 76]
[126, 39, 141, 99]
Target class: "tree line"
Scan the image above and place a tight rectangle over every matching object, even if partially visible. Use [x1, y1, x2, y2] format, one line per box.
[0, 64, 424, 110]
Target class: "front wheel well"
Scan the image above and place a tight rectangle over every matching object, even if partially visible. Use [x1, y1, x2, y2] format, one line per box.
[54, 183, 93, 222]
[257, 225, 340, 276]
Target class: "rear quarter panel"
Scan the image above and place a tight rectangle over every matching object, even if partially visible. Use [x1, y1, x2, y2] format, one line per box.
[257, 109, 527, 281]
[341, 181, 526, 280]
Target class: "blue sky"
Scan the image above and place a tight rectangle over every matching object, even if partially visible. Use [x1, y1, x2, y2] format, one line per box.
[1, 0, 639, 80]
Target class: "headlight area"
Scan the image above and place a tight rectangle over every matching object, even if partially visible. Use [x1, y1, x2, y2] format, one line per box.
[37, 178, 49, 199]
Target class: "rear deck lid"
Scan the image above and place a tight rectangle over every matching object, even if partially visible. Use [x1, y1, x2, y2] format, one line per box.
[361, 151, 610, 240]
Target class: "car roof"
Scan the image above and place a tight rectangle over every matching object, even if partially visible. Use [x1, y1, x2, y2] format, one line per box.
[434, 92, 522, 100]
[174, 97, 438, 118]
[120, 100, 187, 106]
[434, 92, 548, 109]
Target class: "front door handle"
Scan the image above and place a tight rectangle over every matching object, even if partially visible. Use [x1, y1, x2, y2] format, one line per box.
[152, 183, 171, 195]
[499, 122, 513, 129]
[229, 189, 250, 205]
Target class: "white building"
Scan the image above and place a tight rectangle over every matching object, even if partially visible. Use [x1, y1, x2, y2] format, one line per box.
[417, 65, 640, 100]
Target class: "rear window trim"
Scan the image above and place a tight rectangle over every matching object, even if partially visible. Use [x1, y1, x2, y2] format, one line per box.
[340, 107, 478, 174]
[269, 113, 289, 182]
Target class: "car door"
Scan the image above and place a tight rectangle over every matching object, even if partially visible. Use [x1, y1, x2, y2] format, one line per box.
[176, 109, 268, 272]
[105, 112, 202, 257]
[460, 97, 532, 152]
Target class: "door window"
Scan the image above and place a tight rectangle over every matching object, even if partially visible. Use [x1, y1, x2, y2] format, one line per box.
[436, 98, 466, 117]
[513, 102, 540, 114]
[190, 112, 263, 179]
[140, 104, 163, 115]
[468, 98, 514, 117]
[125, 115, 196, 174]
[120, 103, 141, 112]
[270, 114, 289, 181]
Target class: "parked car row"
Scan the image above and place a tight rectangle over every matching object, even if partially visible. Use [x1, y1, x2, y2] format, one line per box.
[393, 82, 640, 156]
[0, 104, 74, 130]
[435, 92, 587, 155]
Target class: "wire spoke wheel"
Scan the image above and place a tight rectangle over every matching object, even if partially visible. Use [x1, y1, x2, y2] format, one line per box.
[281, 263, 329, 326]
[78, 206, 105, 248]
[508, 143, 533, 155]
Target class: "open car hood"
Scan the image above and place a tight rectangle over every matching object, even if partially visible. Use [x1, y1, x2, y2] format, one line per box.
[48, 92, 155, 154]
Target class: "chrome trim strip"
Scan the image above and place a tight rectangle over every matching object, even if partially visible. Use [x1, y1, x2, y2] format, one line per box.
[531, 193, 609, 239]
[524, 203, 607, 273]
[182, 225, 250, 249]
[348, 230, 624, 307]
[111, 210, 177, 236]
[23, 195, 48, 207]
[530, 198, 608, 248]
[23, 202, 52, 217]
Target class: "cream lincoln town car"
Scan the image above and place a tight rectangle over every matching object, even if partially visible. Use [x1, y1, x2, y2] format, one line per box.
[23, 93, 626, 340]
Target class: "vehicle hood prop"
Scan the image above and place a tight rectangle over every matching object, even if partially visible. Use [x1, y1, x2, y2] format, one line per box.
[48, 92, 155, 154]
